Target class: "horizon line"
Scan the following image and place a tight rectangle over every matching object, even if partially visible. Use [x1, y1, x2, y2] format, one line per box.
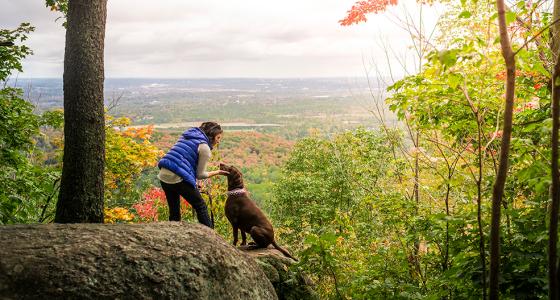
[8, 76, 376, 80]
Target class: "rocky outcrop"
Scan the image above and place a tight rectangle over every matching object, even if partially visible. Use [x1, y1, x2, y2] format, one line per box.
[0, 222, 277, 300]
[242, 246, 320, 300]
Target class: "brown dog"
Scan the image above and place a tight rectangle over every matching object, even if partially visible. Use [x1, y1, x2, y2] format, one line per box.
[219, 163, 296, 260]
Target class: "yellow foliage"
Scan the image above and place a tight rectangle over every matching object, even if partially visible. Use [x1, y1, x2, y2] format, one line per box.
[104, 207, 135, 223]
[104, 113, 163, 203]
[106, 115, 131, 127]
[122, 125, 154, 139]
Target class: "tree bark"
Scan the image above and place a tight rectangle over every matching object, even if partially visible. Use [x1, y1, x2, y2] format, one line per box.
[55, 0, 107, 223]
[490, 0, 517, 298]
[550, 64, 560, 300]
[476, 108, 487, 300]
[549, 0, 560, 297]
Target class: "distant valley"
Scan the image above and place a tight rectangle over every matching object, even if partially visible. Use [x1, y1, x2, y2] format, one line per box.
[11, 77, 393, 139]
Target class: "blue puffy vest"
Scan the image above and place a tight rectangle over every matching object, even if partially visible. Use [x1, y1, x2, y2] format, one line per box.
[158, 127, 212, 189]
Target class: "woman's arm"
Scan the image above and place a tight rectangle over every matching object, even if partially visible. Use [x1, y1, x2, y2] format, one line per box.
[196, 144, 228, 179]
[206, 170, 229, 177]
[196, 144, 212, 179]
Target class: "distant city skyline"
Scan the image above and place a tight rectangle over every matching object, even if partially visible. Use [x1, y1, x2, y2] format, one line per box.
[3, 0, 439, 78]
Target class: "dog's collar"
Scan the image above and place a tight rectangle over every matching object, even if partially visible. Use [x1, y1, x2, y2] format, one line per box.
[226, 188, 247, 196]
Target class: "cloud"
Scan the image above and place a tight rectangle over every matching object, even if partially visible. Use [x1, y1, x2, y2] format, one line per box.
[3, 0, 437, 78]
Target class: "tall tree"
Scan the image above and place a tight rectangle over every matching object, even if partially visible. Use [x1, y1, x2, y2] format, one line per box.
[55, 0, 107, 223]
[490, 0, 517, 298]
[549, 0, 560, 297]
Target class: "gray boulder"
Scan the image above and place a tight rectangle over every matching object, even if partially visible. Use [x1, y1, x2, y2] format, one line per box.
[0, 222, 277, 300]
[242, 246, 320, 300]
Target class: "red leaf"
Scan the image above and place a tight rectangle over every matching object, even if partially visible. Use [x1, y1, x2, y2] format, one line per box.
[339, 0, 399, 26]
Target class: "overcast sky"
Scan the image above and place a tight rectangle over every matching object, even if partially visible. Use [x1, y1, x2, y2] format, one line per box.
[2, 0, 438, 78]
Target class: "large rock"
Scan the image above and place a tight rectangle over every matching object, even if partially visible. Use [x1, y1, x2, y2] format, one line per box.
[242, 247, 319, 300]
[0, 222, 277, 300]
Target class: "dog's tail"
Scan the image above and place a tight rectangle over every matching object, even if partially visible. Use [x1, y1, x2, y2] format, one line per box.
[271, 240, 298, 261]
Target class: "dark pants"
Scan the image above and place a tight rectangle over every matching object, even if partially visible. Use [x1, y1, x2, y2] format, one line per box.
[160, 181, 213, 228]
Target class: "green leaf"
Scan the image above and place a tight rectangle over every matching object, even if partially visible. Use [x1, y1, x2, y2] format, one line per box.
[438, 50, 458, 68]
[533, 62, 550, 77]
[506, 12, 517, 25]
[459, 11, 472, 18]
[320, 232, 337, 244]
[447, 73, 462, 89]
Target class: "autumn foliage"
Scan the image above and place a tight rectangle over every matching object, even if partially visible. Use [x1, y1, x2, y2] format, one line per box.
[132, 187, 193, 222]
[339, 0, 398, 26]
[104, 115, 162, 204]
[104, 207, 134, 223]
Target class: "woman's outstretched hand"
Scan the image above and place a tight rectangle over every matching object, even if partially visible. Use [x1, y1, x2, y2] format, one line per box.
[217, 170, 230, 176]
[209, 170, 229, 177]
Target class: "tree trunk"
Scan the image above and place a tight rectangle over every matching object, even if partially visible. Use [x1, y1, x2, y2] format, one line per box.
[490, 0, 517, 298]
[549, 0, 560, 297]
[550, 65, 560, 300]
[0, 222, 278, 300]
[477, 111, 487, 300]
[55, 0, 107, 223]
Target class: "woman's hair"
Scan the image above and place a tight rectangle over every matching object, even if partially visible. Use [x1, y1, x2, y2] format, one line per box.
[199, 121, 223, 146]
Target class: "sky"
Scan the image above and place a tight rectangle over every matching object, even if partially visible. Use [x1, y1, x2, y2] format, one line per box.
[2, 0, 439, 78]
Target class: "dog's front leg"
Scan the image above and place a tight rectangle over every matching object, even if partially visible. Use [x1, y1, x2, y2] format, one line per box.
[240, 230, 247, 246]
[232, 226, 239, 246]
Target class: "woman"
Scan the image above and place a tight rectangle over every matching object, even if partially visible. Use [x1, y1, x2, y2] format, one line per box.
[157, 121, 229, 228]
